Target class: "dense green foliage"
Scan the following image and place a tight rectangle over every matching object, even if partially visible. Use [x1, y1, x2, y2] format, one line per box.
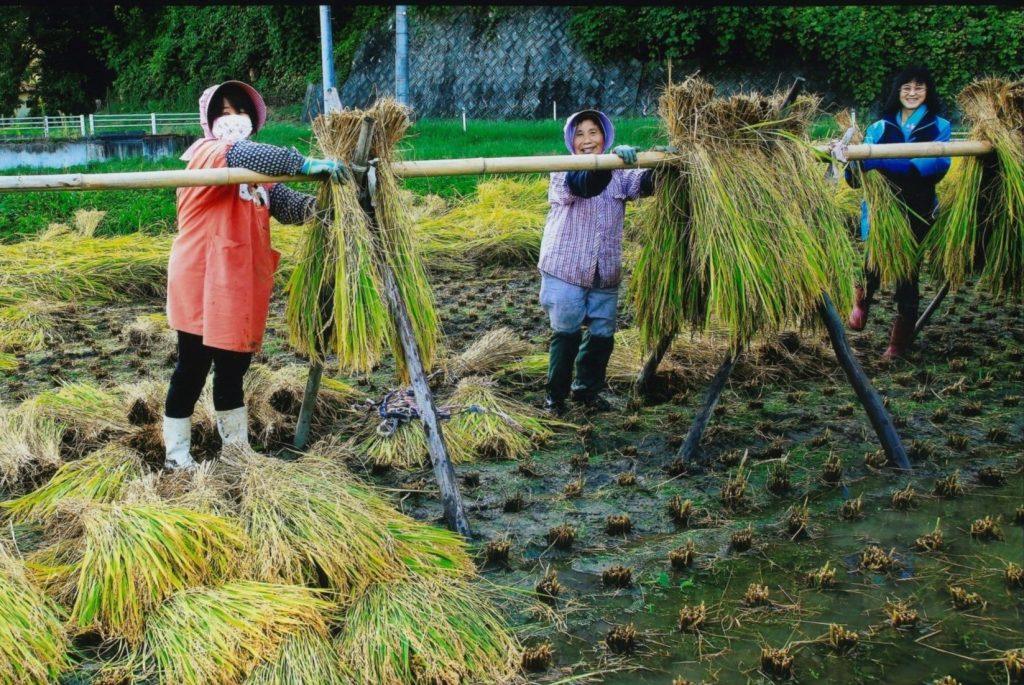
[0, 6, 389, 114]
[568, 6, 1024, 108]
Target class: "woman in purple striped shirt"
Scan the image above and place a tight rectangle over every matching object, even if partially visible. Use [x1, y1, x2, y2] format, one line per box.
[538, 109, 657, 416]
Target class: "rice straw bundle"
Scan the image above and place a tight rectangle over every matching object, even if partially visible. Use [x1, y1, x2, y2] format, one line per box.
[286, 98, 440, 380]
[0, 402, 64, 491]
[30, 381, 133, 447]
[226, 447, 472, 596]
[2, 445, 144, 525]
[243, 364, 362, 443]
[335, 574, 521, 685]
[0, 297, 65, 353]
[0, 542, 72, 684]
[139, 580, 336, 685]
[121, 461, 234, 516]
[925, 78, 1024, 298]
[632, 77, 856, 350]
[33, 503, 247, 644]
[245, 627, 346, 685]
[833, 110, 921, 285]
[357, 419, 433, 469]
[445, 376, 561, 461]
[446, 327, 534, 382]
[415, 177, 549, 270]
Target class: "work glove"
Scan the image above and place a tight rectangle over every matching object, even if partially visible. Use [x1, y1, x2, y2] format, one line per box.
[612, 145, 638, 165]
[301, 157, 351, 184]
[650, 145, 680, 154]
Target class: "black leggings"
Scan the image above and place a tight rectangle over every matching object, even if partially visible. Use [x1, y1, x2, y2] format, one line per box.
[862, 213, 933, 322]
[164, 331, 252, 418]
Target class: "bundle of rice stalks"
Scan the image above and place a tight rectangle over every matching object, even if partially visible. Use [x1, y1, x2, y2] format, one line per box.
[925, 78, 1024, 299]
[244, 364, 361, 443]
[29, 381, 132, 448]
[0, 232, 169, 304]
[139, 580, 336, 685]
[835, 109, 921, 286]
[445, 327, 534, 382]
[286, 98, 440, 381]
[415, 177, 549, 271]
[0, 297, 66, 353]
[0, 402, 64, 491]
[226, 448, 471, 596]
[335, 574, 521, 685]
[2, 445, 144, 525]
[444, 376, 561, 461]
[30, 502, 247, 643]
[122, 461, 234, 516]
[0, 541, 72, 684]
[246, 627, 346, 685]
[122, 312, 175, 352]
[632, 77, 855, 350]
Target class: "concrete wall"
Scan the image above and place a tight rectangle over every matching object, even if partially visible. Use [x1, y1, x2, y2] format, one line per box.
[339, 7, 831, 120]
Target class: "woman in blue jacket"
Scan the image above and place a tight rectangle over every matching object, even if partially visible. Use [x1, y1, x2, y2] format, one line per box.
[845, 65, 951, 359]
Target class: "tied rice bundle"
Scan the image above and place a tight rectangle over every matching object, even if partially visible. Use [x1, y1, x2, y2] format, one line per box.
[925, 78, 1024, 298]
[139, 580, 336, 685]
[835, 109, 920, 286]
[28, 503, 247, 644]
[0, 401, 64, 492]
[0, 542, 72, 685]
[632, 77, 855, 350]
[286, 98, 440, 380]
[335, 574, 521, 685]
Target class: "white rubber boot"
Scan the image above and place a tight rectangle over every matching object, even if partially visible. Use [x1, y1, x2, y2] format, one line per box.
[162, 416, 196, 470]
[216, 406, 249, 449]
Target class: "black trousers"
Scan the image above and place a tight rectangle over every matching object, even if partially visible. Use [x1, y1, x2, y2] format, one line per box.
[862, 211, 934, 322]
[164, 331, 252, 419]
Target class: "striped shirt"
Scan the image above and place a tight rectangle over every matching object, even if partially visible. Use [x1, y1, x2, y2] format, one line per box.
[538, 168, 648, 288]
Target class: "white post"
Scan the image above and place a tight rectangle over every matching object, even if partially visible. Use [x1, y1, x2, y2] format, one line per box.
[553, 101, 557, 121]
[150, 113, 157, 135]
[395, 5, 409, 106]
[89, 114, 95, 135]
[43, 116, 49, 138]
[462, 108, 466, 132]
[80, 114, 86, 137]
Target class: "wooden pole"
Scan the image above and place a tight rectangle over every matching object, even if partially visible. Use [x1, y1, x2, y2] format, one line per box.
[355, 118, 471, 536]
[634, 330, 676, 396]
[915, 282, 951, 337]
[0, 141, 996, 193]
[817, 293, 911, 470]
[676, 346, 742, 464]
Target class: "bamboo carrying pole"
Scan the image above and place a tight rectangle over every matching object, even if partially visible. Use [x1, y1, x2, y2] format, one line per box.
[0, 141, 996, 193]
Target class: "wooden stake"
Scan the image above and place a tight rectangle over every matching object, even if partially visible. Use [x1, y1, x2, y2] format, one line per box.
[634, 330, 676, 396]
[915, 282, 950, 336]
[0, 142, 995, 193]
[677, 346, 742, 464]
[817, 293, 911, 470]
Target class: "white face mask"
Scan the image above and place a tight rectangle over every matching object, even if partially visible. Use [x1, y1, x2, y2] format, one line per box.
[212, 114, 253, 143]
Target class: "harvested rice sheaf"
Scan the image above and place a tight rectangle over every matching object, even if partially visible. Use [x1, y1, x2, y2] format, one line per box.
[335, 574, 521, 685]
[0, 542, 72, 685]
[140, 580, 336, 685]
[2, 444, 145, 525]
[32, 503, 247, 644]
[632, 77, 856, 350]
[0, 401, 64, 492]
[446, 327, 533, 382]
[245, 627, 347, 685]
[286, 98, 440, 380]
[925, 78, 1024, 299]
[227, 448, 471, 597]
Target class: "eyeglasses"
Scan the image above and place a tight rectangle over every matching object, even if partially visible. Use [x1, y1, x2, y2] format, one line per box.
[900, 84, 927, 95]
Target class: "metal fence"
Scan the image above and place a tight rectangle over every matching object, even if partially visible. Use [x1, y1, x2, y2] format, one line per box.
[0, 113, 201, 138]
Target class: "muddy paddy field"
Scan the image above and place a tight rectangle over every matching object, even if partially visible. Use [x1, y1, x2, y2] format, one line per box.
[3, 249, 1022, 684]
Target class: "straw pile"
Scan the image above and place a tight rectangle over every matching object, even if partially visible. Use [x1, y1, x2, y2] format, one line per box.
[0, 541, 72, 684]
[631, 77, 856, 351]
[0, 402, 64, 492]
[925, 78, 1024, 298]
[286, 98, 441, 379]
[835, 109, 922, 286]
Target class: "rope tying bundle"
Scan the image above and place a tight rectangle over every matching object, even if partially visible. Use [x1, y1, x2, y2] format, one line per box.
[368, 388, 524, 437]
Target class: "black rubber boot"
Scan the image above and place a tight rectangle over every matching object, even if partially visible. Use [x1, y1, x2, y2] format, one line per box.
[546, 330, 582, 416]
[571, 332, 615, 409]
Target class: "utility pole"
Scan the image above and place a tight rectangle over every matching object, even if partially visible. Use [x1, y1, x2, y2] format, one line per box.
[395, 5, 409, 106]
[319, 5, 340, 111]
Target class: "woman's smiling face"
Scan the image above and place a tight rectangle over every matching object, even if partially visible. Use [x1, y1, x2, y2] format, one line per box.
[572, 118, 605, 155]
[899, 80, 927, 111]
